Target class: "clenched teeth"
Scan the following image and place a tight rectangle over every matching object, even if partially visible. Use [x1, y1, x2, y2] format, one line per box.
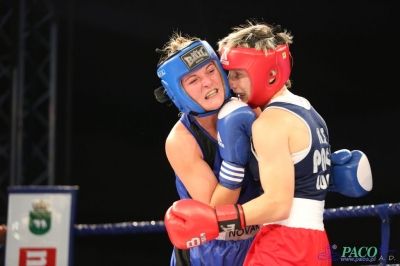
[205, 89, 218, 99]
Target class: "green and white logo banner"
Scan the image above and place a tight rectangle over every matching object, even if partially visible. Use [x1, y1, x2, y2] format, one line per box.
[5, 187, 78, 266]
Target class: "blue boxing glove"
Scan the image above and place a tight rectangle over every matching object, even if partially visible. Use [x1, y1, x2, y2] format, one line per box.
[330, 149, 373, 197]
[217, 99, 256, 190]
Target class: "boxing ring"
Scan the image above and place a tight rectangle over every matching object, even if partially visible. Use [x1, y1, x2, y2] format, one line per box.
[2, 194, 399, 265]
[72, 202, 400, 266]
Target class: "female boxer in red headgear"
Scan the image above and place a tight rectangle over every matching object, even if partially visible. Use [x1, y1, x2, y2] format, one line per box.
[216, 20, 333, 266]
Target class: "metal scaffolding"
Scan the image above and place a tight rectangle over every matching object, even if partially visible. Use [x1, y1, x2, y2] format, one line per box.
[0, 1, 15, 221]
[0, 0, 59, 221]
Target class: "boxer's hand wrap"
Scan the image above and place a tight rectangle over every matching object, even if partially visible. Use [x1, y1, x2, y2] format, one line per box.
[164, 199, 245, 249]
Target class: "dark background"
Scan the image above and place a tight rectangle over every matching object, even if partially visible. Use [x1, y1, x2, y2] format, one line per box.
[51, 0, 400, 265]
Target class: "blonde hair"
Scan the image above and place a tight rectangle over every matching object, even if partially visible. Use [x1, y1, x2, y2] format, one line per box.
[218, 20, 294, 87]
[157, 31, 200, 66]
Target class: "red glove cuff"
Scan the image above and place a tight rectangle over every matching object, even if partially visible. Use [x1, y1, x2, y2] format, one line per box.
[214, 204, 246, 232]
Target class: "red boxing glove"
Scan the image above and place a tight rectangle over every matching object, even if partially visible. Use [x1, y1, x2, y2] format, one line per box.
[164, 199, 246, 249]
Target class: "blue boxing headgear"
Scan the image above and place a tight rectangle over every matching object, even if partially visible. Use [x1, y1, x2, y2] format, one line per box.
[156, 41, 230, 117]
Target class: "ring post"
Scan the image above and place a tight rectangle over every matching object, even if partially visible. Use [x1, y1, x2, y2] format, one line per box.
[377, 203, 390, 266]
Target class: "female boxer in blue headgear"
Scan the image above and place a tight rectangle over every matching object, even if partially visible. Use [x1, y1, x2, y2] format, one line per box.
[156, 32, 263, 266]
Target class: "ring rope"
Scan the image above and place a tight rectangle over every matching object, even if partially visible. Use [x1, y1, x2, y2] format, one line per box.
[74, 202, 400, 236]
[74, 202, 400, 265]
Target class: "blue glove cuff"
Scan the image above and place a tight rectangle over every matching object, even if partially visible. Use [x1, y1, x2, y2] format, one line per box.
[218, 160, 245, 190]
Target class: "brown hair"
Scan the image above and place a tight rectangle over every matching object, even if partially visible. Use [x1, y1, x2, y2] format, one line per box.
[157, 31, 200, 66]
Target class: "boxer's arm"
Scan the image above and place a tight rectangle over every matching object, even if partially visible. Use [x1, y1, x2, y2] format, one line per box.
[166, 121, 240, 206]
[241, 108, 296, 226]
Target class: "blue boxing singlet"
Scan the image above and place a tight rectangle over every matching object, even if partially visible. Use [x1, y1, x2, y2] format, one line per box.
[171, 113, 262, 266]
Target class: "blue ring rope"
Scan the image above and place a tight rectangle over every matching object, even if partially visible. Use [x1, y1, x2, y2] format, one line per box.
[74, 202, 400, 235]
[74, 202, 400, 266]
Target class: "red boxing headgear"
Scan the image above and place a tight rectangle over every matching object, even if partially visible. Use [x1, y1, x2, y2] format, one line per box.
[220, 44, 291, 108]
